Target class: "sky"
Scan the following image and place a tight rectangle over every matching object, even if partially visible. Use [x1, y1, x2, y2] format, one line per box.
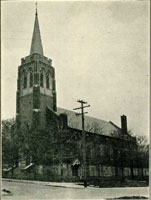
[1, 1, 150, 141]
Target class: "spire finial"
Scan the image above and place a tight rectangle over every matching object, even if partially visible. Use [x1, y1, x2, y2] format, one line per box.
[35, 2, 38, 16]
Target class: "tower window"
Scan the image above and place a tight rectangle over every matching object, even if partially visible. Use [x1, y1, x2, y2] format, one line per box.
[34, 73, 39, 85]
[46, 75, 49, 89]
[30, 73, 33, 87]
[23, 75, 27, 89]
[34, 61, 38, 72]
[40, 73, 43, 87]
[49, 76, 53, 90]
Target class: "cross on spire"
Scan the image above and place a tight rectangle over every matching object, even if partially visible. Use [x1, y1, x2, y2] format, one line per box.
[35, 2, 38, 16]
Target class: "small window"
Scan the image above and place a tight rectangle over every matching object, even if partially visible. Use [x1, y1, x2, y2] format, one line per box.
[110, 147, 113, 156]
[100, 145, 104, 156]
[90, 148, 95, 158]
[91, 166, 95, 176]
[46, 75, 49, 89]
[23, 75, 27, 89]
[40, 73, 43, 87]
[104, 146, 110, 157]
[30, 73, 33, 87]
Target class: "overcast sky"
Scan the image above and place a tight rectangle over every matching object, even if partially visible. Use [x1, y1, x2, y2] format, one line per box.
[2, 1, 150, 141]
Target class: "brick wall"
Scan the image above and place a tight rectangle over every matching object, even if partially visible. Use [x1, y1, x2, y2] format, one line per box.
[19, 94, 33, 128]
[40, 94, 54, 128]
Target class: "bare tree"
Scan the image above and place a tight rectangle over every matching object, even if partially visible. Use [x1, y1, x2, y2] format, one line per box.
[2, 118, 20, 178]
[135, 136, 149, 178]
[85, 121, 104, 135]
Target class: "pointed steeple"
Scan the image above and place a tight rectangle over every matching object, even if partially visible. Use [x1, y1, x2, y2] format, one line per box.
[30, 6, 44, 55]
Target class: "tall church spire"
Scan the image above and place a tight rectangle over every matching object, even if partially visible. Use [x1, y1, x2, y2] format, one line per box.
[30, 5, 44, 55]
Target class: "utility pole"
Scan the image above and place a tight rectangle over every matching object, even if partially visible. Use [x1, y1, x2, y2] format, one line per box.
[73, 100, 90, 188]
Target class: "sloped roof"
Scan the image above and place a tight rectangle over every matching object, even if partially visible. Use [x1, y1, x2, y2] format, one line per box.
[57, 107, 121, 137]
[23, 163, 34, 170]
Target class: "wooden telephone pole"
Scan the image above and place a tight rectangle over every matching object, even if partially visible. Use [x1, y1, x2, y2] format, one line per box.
[73, 100, 90, 188]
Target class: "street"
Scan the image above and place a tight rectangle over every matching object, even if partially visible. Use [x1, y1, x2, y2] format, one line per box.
[2, 180, 149, 200]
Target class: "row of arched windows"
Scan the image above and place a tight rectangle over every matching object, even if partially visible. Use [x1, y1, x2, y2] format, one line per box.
[23, 72, 52, 89]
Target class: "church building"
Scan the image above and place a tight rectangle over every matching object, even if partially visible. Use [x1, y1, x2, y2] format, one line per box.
[14, 9, 148, 182]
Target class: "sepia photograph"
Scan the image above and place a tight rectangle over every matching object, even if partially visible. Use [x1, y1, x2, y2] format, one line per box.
[1, 1, 150, 199]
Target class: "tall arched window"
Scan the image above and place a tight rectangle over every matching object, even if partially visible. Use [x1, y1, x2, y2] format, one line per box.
[30, 72, 33, 87]
[49, 76, 53, 90]
[46, 75, 49, 89]
[23, 74, 27, 89]
[34, 73, 39, 85]
[34, 61, 38, 72]
[40, 73, 43, 87]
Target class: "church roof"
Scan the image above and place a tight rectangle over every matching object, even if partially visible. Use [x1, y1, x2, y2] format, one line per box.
[30, 9, 44, 55]
[57, 107, 121, 137]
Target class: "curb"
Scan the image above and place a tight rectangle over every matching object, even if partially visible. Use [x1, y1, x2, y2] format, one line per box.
[2, 179, 85, 189]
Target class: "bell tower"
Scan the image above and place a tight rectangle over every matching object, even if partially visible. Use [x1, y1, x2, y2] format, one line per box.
[16, 8, 57, 129]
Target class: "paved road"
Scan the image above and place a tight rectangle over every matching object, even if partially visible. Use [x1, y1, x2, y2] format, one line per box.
[2, 180, 149, 200]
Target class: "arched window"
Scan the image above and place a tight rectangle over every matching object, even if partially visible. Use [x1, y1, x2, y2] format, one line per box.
[23, 74, 27, 89]
[30, 72, 33, 87]
[34, 61, 38, 72]
[34, 73, 39, 85]
[46, 75, 49, 89]
[49, 76, 53, 90]
[40, 73, 43, 87]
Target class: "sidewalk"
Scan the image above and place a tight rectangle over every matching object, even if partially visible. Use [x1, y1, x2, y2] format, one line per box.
[2, 178, 85, 189]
